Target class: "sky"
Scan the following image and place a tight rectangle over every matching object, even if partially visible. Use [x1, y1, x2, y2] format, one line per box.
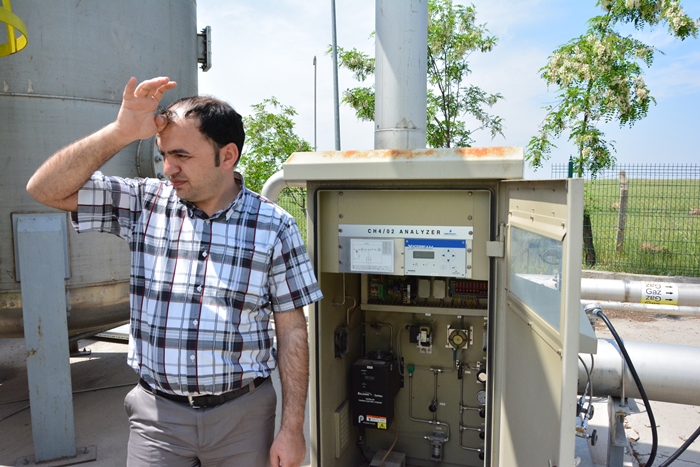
[196, 0, 700, 180]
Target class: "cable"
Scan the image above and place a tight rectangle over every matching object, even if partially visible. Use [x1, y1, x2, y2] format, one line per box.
[378, 397, 400, 467]
[658, 424, 700, 467]
[577, 355, 591, 417]
[592, 307, 658, 467]
[0, 404, 30, 422]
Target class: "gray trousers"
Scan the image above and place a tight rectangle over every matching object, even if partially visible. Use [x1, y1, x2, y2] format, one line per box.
[124, 379, 276, 466]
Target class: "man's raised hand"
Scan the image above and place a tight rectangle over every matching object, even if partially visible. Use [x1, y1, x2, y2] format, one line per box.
[115, 76, 177, 141]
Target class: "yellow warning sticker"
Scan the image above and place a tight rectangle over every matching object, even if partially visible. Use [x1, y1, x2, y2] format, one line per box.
[641, 282, 678, 305]
[367, 415, 387, 429]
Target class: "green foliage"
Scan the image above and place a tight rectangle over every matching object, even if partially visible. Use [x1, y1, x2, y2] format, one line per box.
[584, 177, 700, 276]
[599, 0, 699, 39]
[334, 0, 503, 148]
[240, 97, 312, 198]
[527, 0, 699, 176]
[426, 0, 503, 148]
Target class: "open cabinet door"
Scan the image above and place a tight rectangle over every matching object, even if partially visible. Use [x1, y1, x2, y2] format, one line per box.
[491, 179, 584, 467]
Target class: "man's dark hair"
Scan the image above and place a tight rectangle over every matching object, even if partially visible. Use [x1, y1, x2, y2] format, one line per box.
[161, 96, 245, 164]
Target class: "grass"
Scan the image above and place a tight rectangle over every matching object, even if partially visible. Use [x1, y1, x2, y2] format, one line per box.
[585, 178, 700, 276]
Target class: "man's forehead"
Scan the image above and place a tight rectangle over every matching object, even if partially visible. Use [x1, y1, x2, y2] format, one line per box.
[158, 111, 199, 136]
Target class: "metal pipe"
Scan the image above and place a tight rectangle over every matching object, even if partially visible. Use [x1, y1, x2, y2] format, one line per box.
[578, 339, 700, 406]
[313, 55, 317, 152]
[260, 170, 305, 203]
[581, 277, 700, 307]
[374, 0, 427, 150]
[330, 0, 341, 150]
[581, 299, 700, 317]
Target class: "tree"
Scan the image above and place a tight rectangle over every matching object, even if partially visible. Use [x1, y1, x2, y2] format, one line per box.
[527, 0, 698, 267]
[527, 0, 699, 177]
[336, 0, 504, 148]
[240, 97, 312, 214]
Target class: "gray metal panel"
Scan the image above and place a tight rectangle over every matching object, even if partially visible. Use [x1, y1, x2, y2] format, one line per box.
[16, 213, 75, 462]
[1, 1, 197, 101]
[491, 178, 584, 466]
[0, 0, 199, 336]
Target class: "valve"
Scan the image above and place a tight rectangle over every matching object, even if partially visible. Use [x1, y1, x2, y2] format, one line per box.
[576, 404, 598, 447]
[576, 425, 598, 446]
[424, 432, 448, 461]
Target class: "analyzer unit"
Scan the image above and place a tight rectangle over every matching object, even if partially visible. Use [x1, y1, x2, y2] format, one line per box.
[284, 147, 586, 467]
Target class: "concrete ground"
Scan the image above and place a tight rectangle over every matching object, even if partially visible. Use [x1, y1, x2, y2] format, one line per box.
[0, 336, 310, 467]
[1, 310, 698, 467]
[583, 309, 700, 467]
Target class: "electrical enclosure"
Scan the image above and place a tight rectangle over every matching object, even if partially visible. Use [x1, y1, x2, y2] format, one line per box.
[284, 148, 584, 466]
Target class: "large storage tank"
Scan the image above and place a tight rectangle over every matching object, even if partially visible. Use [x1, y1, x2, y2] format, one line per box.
[0, 1, 200, 337]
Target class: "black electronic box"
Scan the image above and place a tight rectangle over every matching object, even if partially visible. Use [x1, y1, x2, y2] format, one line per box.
[351, 353, 401, 430]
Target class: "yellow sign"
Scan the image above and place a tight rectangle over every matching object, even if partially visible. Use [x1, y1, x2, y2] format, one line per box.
[641, 282, 678, 306]
[0, 0, 28, 57]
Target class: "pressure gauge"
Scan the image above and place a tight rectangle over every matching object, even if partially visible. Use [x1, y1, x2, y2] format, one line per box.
[476, 390, 486, 406]
[476, 368, 487, 384]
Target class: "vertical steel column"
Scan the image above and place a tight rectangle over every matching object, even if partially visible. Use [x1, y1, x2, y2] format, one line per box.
[374, 0, 428, 150]
[16, 213, 76, 462]
[607, 397, 631, 467]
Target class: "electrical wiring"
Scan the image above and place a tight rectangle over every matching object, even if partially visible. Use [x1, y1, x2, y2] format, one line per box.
[593, 307, 658, 465]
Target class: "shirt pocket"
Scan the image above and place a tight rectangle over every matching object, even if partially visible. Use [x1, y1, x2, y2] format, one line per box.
[207, 241, 273, 313]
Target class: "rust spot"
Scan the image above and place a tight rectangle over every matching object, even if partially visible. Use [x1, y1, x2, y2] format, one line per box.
[342, 150, 361, 158]
[455, 146, 513, 158]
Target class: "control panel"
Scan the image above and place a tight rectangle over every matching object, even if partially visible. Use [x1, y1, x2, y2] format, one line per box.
[338, 224, 474, 278]
[404, 238, 470, 278]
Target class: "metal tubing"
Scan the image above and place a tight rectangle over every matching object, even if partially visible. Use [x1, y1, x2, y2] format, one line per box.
[578, 339, 700, 406]
[260, 169, 305, 203]
[581, 299, 700, 317]
[581, 277, 700, 307]
[374, 0, 427, 150]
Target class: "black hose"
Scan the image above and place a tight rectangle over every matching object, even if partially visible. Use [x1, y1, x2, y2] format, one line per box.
[657, 424, 700, 467]
[594, 308, 658, 467]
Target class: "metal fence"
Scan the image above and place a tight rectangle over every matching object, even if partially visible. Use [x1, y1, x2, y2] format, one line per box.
[552, 163, 700, 277]
[277, 188, 308, 242]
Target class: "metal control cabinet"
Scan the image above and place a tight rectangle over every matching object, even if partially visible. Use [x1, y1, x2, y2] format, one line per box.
[284, 148, 583, 467]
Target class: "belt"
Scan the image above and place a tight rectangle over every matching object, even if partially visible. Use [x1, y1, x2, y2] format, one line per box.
[139, 377, 268, 409]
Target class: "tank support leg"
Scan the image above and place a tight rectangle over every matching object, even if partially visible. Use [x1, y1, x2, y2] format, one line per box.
[16, 213, 77, 463]
[607, 396, 631, 467]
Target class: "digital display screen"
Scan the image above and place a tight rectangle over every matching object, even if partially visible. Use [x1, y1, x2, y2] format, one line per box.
[413, 251, 434, 259]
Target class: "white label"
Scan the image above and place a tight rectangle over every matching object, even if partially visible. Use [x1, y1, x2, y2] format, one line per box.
[339, 224, 472, 240]
[350, 239, 394, 273]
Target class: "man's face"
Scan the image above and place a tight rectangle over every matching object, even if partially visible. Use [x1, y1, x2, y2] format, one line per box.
[156, 116, 228, 213]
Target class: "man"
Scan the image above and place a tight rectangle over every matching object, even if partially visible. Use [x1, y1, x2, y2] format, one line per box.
[26, 76, 323, 467]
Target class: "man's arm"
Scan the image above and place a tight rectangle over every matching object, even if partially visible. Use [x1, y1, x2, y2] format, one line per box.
[26, 76, 176, 211]
[269, 308, 309, 467]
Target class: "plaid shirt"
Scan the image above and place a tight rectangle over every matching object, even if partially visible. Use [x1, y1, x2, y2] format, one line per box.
[72, 171, 322, 395]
